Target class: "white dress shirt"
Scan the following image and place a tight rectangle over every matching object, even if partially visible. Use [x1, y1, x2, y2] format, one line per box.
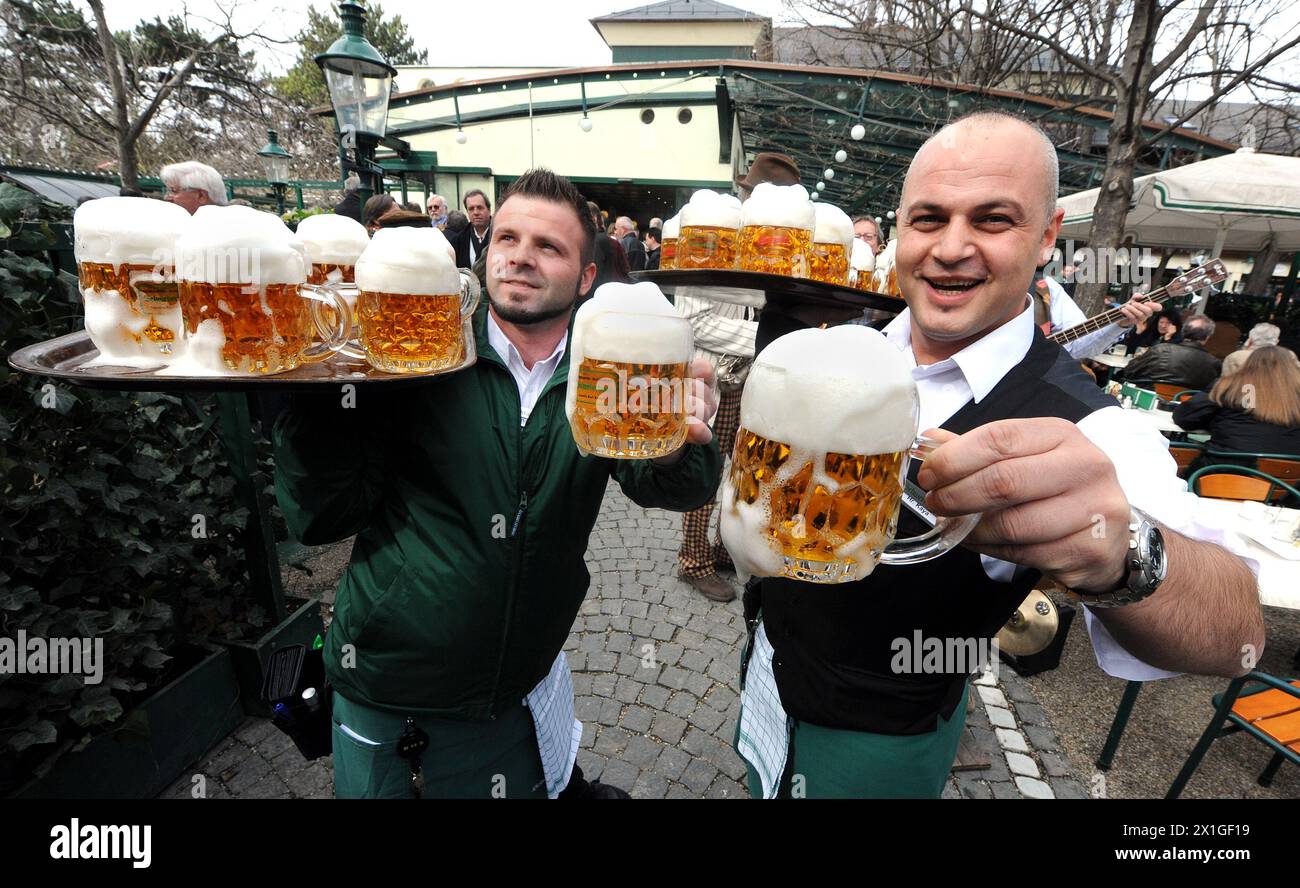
[487, 312, 567, 425]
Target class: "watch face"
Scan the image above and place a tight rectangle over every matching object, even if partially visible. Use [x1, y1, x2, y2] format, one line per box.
[1148, 527, 1167, 578]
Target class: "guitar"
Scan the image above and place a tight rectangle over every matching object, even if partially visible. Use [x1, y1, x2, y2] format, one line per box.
[1047, 259, 1229, 347]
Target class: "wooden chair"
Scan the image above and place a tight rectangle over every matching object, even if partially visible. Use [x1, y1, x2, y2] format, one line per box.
[1168, 442, 1204, 478]
[1187, 465, 1300, 503]
[1203, 452, 1300, 504]
[1167, 672, 1300, 798]
[1152, 382, 1190, 402]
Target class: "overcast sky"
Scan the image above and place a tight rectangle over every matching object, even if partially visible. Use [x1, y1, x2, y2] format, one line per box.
[101, 0, 803, 75]
[96, 0, 1294, 103]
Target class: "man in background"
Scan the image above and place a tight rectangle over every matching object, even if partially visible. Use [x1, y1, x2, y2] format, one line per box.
[161, 160, 228, 215]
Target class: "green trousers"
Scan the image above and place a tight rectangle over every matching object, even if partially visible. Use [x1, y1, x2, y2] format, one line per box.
[331, 693, 548, 799]
[742, 684, 969, 799]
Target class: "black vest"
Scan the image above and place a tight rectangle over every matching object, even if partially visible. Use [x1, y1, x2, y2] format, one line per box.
[761, 331, 1116, 735]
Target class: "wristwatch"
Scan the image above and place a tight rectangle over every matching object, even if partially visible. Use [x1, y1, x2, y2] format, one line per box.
[1068, 507, 1167, 608]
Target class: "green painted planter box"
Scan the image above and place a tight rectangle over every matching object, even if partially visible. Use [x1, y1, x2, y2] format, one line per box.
[214, 597, 325, 717]
[9, 642, 242, 799]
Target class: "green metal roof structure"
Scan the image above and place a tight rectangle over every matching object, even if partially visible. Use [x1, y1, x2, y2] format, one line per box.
[368, 60, 1239, 217]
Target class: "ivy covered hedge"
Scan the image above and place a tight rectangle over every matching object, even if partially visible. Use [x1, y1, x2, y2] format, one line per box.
[0, 185, 280, 793]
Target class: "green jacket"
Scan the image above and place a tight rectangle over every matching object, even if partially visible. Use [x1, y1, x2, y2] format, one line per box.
[272, 302, 721, 719]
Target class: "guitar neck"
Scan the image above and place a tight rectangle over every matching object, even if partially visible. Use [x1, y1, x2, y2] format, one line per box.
[1048, 288, 1174, 345]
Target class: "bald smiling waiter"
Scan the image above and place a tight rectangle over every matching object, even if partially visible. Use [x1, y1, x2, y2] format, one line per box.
[735, 111, 1265, 799]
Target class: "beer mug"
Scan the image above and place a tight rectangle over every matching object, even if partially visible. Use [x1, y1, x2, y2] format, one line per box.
[675, 190, 741, 270]
[849, 238, 877, 292]
[566, 282, 693, 459]
[73, 196, 191, 365]
[736, 183, 815, 278]
[659, 214, 680, 270]
[165, 205, 352, 376]
[353, 226, 479, 374]
[296, 212, 369, 289]
[810, 203, 853, 286]
[296, 212, 369, 339]
[720, 326, 980, 584]
[873, 239, 902, 298]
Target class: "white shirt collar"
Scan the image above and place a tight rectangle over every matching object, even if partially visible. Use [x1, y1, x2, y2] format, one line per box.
[486, 310, 567, 373]
[882, 300, 1035, 403]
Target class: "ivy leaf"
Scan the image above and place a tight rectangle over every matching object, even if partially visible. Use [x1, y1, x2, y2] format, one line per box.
[9, 720, 57, 751]
[69, 692, 124, 728]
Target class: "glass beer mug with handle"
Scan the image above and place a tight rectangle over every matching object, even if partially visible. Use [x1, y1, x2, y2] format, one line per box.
[163, 205, 353, 377]
[295, 211, 370, 343]
[73, 195, 192, 367]
[353, 226, 479, 374]
[720, 326, 980, 583]
[566, 281, 694, 459]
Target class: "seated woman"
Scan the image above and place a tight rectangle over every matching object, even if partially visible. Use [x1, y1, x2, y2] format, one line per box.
[1119, 305, 1182, 355]
[1173, 346, 1300, 472]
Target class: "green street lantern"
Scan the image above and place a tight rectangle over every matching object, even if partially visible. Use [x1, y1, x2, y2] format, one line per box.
[257, 130, 292, 186]
[314, 1, 397, 140]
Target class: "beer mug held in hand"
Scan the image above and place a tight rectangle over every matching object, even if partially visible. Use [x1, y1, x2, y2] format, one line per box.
[73, 196, 191, 367]
[354, 226, 479, 374]
[163, 205, 352, 376]
[737, 183, 815, 278]
[720, 326, 980, 583]
[566, 281, 693, 459]
[849, 237, 876, 292]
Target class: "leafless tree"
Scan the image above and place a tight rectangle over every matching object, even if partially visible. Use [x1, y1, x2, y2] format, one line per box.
[782, 0, 1300, 314]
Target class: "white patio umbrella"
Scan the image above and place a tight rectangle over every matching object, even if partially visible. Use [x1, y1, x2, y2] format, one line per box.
[1057, 147, 1300, 257]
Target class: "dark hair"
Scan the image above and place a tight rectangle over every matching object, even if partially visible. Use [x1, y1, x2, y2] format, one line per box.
[445, 210, 469, 233]
[376, 208, 433, 229]
[463, 188, 491, 210]
[400, 201, 423, 213]
[363, 193, 397, 226]
[587, 200, 602, 232]
[498, 168, 595, 268]
[118, 186, 145, 198]
[646, 226, 662, 243]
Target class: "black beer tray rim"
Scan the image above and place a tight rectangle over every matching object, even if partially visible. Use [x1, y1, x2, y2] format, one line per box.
[631, 268, 904, 314]
[7, 329, 478, 393]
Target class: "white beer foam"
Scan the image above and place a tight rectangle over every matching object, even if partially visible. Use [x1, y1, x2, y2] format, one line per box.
[176, 205, 306, 286]
[80, 288, 165, 368]
[739, 182, 815, 232]
[295, 213, 370, 266]
[565, 281, 692, 422]
[156, 319, 232, 376]
[354, 226, 460, 295]
[740, 325, 917, 455]
[873, 238, 897, 289]
[661, 214, 680, 239]
[74, 196, 190, 266]
[678, 190, 741, 231]
[813, 203, 853, 248]
[850, 238, 876, 273]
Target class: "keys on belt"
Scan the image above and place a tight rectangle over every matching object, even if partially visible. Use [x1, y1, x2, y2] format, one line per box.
[396, 717, 429, 799]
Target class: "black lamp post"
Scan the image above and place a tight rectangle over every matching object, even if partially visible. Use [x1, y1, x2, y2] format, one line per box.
[314, 1, 397, 208]
[257, 130, 292, 215]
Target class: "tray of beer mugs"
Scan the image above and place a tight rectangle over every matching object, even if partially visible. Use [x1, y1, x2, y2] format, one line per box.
[633, 191, 903, 318]
[8, 201, 483, 392]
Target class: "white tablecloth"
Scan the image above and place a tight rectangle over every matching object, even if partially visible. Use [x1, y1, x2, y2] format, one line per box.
[1091, 352, 1131, 370]
[1189, 498, 1300, 611]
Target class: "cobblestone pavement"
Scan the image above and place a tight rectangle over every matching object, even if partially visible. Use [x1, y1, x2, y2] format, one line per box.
[163, 482, 1089, 800]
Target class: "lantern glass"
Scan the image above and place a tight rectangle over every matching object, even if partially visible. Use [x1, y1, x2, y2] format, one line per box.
[324, 60, 392, 137]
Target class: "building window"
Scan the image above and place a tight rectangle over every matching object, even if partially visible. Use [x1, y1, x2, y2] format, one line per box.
[678, 108, 693, 124]
[640, 109, 655, 125]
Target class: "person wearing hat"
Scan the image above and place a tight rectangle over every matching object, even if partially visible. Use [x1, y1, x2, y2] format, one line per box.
[674, 152, 801, 603]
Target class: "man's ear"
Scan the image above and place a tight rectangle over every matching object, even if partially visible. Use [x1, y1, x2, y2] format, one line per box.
[578, 261, 597, 298]
[1040, 206, 1064, 265]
